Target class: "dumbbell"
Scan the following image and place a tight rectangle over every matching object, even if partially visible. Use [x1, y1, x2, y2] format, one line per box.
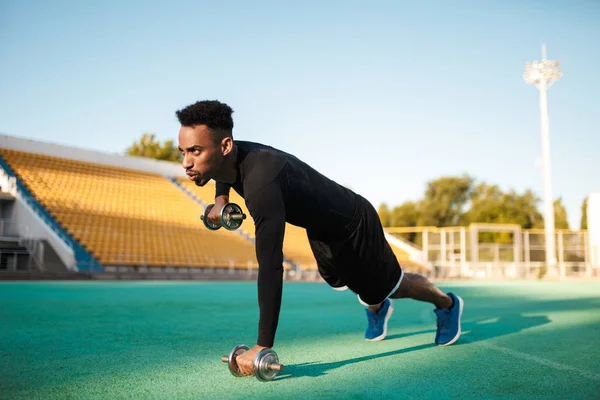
[200, 202, 247, 231]
[221, 344, 285, 382]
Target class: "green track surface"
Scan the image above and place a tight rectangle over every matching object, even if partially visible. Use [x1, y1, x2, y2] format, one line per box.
[1, 281, 599, 399]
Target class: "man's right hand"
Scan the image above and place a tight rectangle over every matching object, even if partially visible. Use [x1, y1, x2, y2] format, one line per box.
[208, 195, 229, 225]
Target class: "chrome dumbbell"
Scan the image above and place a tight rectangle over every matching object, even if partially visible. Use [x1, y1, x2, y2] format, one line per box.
[221, 344, 285, 382]
[200, 202, 247, 231]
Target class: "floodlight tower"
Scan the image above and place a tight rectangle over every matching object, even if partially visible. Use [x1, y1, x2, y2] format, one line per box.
[523, 44, 562, 270]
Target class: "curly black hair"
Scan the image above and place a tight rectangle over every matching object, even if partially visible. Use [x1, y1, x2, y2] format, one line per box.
[175, 100, 234, 141]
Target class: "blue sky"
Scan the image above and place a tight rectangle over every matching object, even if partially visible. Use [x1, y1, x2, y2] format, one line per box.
[1, 0, 598, 229]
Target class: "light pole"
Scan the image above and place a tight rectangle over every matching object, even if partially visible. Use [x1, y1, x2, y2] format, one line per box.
[523, 44, 562, 271]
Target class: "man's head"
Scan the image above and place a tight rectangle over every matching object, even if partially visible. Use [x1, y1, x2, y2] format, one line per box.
[176, 100, 235, 186]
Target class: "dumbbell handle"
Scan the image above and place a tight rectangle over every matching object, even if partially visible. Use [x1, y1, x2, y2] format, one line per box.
[220, 355, 285, 371]
[200, 214, 244, 221]
[201, 213, 245, 221]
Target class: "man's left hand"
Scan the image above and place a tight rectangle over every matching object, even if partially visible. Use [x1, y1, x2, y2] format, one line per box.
[236, 345, 268, 376]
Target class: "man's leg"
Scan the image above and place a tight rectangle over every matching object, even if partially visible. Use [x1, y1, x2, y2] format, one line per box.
[388, 272, 452, 309]
[348, 194, 463, 344]
[307, 236, 348, 291]
[385, 272, 463, 346]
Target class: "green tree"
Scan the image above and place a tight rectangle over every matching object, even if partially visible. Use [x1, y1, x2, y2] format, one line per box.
[391, 201, 419, 227]
[126, 133, 181, 162]
[462, 184, 542, 243]
[463, 185, 542, 227]
[378, 174, 575, 246]
[377, 203, 392, 227]
[389, 201, 420, 243]
[417, 175, 473, 227]
[553, 197, 569, 229]
[581, 197, 588, 230]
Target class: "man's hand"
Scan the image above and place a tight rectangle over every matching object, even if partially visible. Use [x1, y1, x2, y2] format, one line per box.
[208, 195, 229, 225]
[236, 345, 268, 376]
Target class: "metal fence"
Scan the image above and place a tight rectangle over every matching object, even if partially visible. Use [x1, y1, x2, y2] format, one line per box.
[386, 224, 595, 280]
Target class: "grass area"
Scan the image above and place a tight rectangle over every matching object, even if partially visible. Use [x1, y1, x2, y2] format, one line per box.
[1, 281, 599, 399]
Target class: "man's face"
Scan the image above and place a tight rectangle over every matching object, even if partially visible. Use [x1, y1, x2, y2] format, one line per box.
[178, 125, 224, 187]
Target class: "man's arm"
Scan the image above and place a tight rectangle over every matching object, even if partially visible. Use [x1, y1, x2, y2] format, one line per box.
[206, 182, 231, 225]
[215, 181, 231, 201]
[215, 182, 231, 206]
[245, 181, 286, 348]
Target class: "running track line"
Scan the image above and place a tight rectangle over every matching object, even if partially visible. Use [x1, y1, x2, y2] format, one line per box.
[463, 338, 600, 382]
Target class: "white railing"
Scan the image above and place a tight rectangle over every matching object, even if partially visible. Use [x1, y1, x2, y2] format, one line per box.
[385, 225, 597, 280]
[0, 168, 77, 270]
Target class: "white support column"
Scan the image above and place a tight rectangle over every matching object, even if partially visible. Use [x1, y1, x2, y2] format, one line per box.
[513, 227, 522, 277]
[460, 227, 467, 278]
[524, 232, 531, 277]
[539, 76, 557, 268]
[470, 227, 479, 264]
[588, 194, 600, 272]
[449, 230, 455, 266]
[584, 231, 591, 277]
[557, 231, 565, 278]
[440, 229, 447, 268]
[423, 231, 429, 264]
[524, 43, 562, 270]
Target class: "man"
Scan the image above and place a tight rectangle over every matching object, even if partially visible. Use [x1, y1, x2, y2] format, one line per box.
[176, 100, 463, 376]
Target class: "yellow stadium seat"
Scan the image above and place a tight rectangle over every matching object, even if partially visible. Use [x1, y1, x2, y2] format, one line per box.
[0, 149, 259, 269]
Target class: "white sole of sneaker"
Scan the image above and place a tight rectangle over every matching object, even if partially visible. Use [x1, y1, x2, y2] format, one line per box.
[332, 285, 348, 291]
[365, 300, 394, 342]
[437, 295, 464, 346]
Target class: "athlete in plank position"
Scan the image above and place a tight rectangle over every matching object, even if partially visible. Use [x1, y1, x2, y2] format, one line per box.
[176, 100, 464, 376]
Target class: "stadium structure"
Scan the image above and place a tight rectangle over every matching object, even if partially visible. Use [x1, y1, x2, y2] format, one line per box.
[0, 133, 597, 281]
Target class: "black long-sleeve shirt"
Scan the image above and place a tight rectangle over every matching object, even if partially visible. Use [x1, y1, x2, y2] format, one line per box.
[215, 141, 358, 347]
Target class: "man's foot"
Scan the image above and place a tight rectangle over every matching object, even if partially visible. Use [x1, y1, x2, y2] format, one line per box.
[434, 292, 463, 346]
[364, 298, 394, 341]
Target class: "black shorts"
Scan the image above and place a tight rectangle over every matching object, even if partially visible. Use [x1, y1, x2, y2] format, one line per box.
[307, 195, 404, 306]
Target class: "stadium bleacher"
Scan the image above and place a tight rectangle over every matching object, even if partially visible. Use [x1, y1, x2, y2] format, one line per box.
[0, 148, 259, 269]
[0, 142, 427, 275]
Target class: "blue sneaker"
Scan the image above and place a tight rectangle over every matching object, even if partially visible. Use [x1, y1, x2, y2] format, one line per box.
[434, 292, 464, 346]
[365, 298, 394, 341]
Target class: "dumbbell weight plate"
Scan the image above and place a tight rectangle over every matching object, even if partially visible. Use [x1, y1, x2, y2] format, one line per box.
[220, 203, 246, 231]
[226, 344, 250, 377]
[200, 204, 221, 230]
[254, 348, 283, 382]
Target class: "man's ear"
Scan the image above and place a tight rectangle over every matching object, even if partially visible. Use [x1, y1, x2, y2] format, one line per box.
[221, 137, 233, 156]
